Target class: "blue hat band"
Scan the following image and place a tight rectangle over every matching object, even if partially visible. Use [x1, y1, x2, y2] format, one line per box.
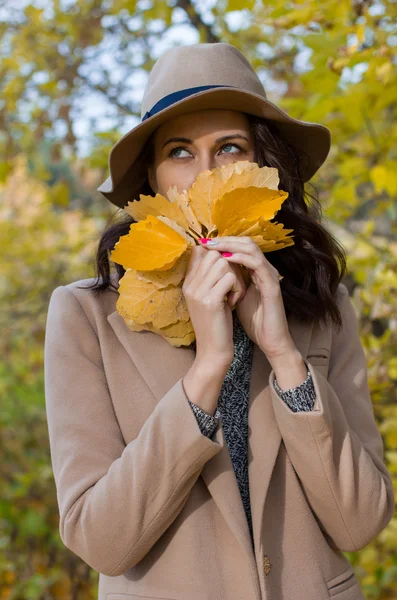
[141, 84, 236, 122]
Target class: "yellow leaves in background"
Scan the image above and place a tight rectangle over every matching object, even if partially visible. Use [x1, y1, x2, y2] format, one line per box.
[370, 165, 397, 197]
[0, 155, 99, 340]
[379, 407, 397, 450]
[2, 1, 396, 594]
[110, 160, 294, 347]
[387, 358, 397, 381]
[49, 180, 70, 207]
[375, 61, 394, 86]
[377, 517, 397, 553]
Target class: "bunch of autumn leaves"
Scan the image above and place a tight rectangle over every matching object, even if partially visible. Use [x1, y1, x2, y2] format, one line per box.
[110, 160, 294, 347]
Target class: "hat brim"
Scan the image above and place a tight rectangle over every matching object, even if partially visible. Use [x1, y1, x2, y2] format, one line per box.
[97, 87, 331, 209]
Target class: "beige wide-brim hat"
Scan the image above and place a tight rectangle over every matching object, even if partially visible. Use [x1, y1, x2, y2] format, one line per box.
[97, 42, 331, 209]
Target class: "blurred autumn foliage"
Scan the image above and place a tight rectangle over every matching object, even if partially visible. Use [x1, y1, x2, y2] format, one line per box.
[0, 0, 396, 598]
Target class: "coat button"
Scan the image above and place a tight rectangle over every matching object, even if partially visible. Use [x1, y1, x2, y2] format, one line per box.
[263, 555, 271, 576]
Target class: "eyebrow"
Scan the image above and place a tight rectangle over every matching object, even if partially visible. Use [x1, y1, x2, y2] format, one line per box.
[161, 134, 249, 149]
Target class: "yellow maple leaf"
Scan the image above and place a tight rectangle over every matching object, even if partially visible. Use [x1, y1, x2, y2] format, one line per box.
[124, 191, 191, 231]
[110, 214, 193, 271]
[116, 269, 190, 329]
[124, 314, 196, 346]
[188, 160, 280, 235]
[213, 185, 288, 235]
[110, 161, 294, 347]
[135, 250, 190, 289]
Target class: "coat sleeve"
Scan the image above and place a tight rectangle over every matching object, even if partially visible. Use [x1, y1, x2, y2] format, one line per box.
[273, 363, 316, 412]
[44, 285, 224, 577]
[268, 286, 395, 552]
[187, 399, 221, 438]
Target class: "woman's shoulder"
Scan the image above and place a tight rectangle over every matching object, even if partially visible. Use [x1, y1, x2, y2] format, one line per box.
[336, 282, 349, 297]
[49, 277, 350, 344]
[62, 274, 118, 293]
[49, 274, 119, 324]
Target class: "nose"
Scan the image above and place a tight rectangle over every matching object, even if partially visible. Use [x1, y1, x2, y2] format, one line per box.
[192, 152, 218, 181]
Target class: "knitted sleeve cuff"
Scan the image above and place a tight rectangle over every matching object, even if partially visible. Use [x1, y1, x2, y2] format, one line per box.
[273, 363, 316, 412]
[187, 399, 221, 438]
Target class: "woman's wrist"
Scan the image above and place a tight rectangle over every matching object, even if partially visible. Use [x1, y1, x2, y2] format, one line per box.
[182, 356, 231, 415]
[270, 349, 308, 391]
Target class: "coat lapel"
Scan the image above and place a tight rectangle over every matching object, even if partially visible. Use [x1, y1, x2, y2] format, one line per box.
[107, 308, 313, 570]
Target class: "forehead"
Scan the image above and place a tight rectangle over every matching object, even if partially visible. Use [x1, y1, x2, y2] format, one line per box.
[153, 109, 251, 142]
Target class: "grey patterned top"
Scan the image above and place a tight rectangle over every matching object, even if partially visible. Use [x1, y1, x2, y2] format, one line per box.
[187, 310, 316, 550]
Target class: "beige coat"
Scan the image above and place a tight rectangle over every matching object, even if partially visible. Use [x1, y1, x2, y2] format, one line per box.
[44, 278, 395, 600]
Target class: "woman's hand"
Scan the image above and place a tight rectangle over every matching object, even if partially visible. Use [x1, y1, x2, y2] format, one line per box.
[182, 244, 247, 368]
[198, 236, 297, 362]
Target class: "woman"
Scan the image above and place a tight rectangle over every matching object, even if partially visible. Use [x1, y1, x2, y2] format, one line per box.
[44, 43, 395, 600]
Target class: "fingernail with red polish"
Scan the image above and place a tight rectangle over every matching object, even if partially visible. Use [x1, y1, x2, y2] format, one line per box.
[222, 252, 233, 257]
[198, 238, 210, 243]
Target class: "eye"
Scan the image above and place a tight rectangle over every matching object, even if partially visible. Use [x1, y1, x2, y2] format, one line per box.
[168, 147, 191, 158]
[219, 143, 243, 154]
[168, 142, 243, 158]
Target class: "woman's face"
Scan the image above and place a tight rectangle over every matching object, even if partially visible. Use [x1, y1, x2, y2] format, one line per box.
[147, 109, 255, 197]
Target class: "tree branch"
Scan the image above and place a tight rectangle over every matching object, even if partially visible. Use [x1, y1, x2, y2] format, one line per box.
[174, 0, 220, 43]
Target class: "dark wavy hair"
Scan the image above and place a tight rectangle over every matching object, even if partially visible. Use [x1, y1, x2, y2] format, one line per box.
[78, 113, 347, 333]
